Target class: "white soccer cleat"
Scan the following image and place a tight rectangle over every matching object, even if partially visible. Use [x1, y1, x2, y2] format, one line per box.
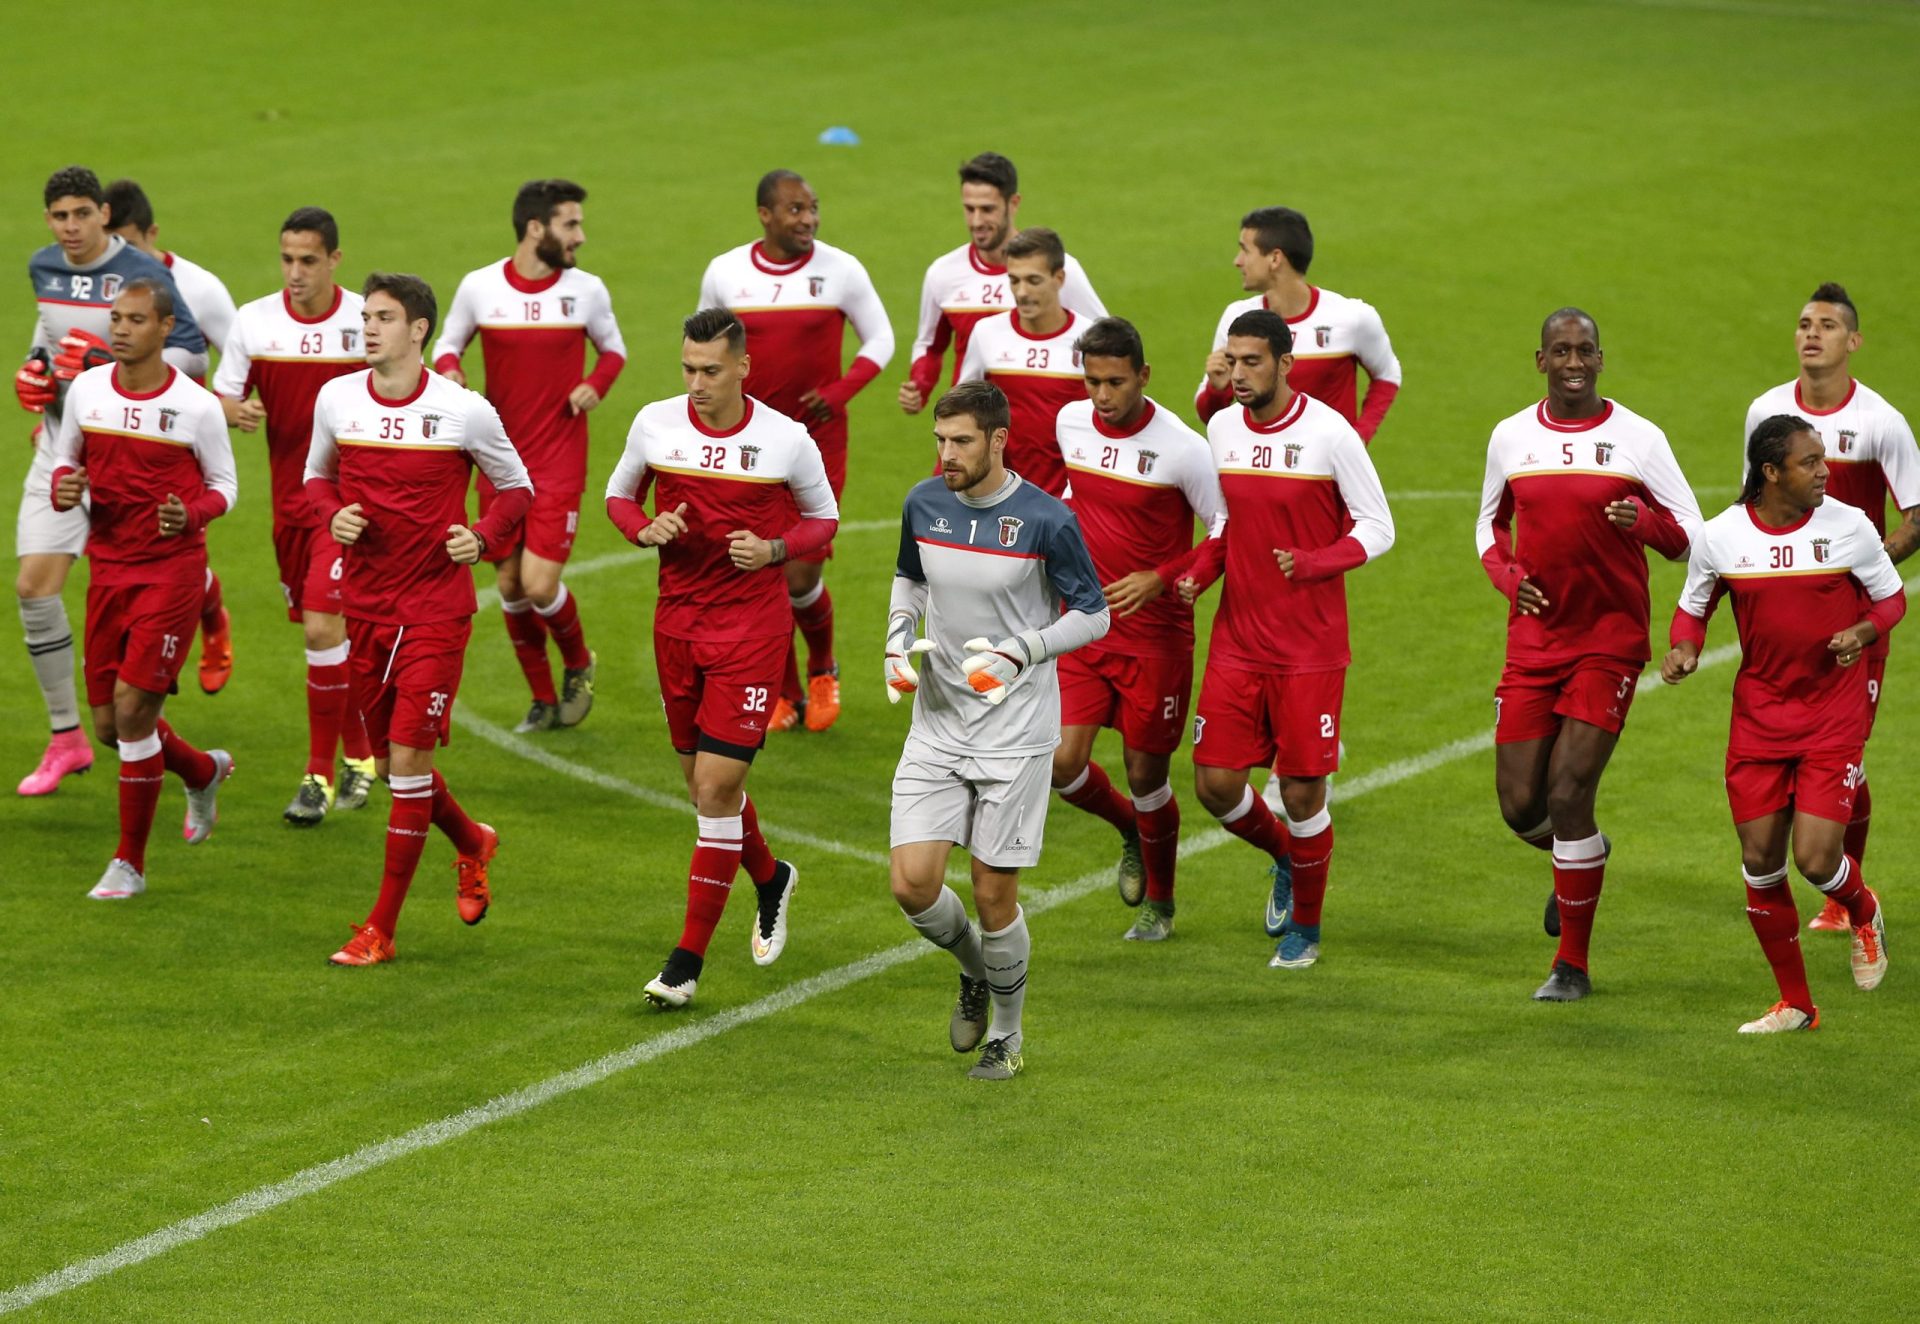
[182, 750, 233, 845]
[644, 972, 697, 1008]
[751, 861, 798, 966]
[1737, 1001, 1819, 1034]
[88, 858, 146, 900]
[885, 639, 937, 704]
[1851, 894, 1887, 991]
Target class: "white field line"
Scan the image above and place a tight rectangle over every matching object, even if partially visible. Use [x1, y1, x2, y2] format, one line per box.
[7, 569, 1902, 1312]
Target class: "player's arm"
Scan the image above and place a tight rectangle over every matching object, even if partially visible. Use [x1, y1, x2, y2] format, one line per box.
[811, 261, 895, 413]
[1352, 301, 1403, 444]
[152, 264, 209, 364]
[455, 398, 532, 562]
[430, 276, 480, 386]
[1874, 412, 1920, 565]
[179, 397, 238, 532]
[1174, 510, 1229, 605]
[960, 510, 1111, 703]
[1475, 441, 1545, 615]
[1833, 509, 1909, 664]
[1606, 431, 1701, 561]
[735, 436, 840, 568]
[954, 329, 987, 385]
[1661, 539, 1722, 683]
[1278, 429, 1394, 582]
[46, 392, 86, 509]
[885, 516, 934, 699]
[302, 395, 364, 544]
[1061, 254, 1108, 321]
[571, 277, 628, 415]
[1740, 400, 1765, 489]
[902, 264, 948, 412]
[196, 272, 239, 357]
[604, 413, 669, 544]
[1195, 307, 1235, 422]
[1118, 443, 1226, 617]
[16, 317, 55, 413]
[211, 321, 265, 431]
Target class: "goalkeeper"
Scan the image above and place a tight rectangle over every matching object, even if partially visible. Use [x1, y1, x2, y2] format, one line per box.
[883, 380, 1108, 1081]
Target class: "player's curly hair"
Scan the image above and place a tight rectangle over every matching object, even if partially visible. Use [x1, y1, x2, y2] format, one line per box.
[363, 272, 438, 345]
[1227, 308, 1293, 358]
[512, 178, 587, 240]
[1075, 317, 1145, 371]
[1241, 206, 1312, 275]
[1005, 227, 1065, 273]
[1810, 282, 1858, 331]
[44, 166, 104, 209]
[683, 307, 746, 354]
[934, 380, 1011, 440]
[1742, 414, 1814, 505]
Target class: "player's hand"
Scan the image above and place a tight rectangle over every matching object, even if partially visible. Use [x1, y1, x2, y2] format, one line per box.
[798, 388, 835, 424]
[1204, 350, 1231, 391]
[157, 494, 189, 537]
[441, 365, 467, 388]
[1104, 569, 1166, 618]
[444, 523, 483, 564]
[1830, 624, 1875, 667]
[567, 383, 602, 416]
[1660, 644, 1699, 685]
[51, 467, 87, 510]
[15, 353, 55, 414]
[1273, 548, 1297, 579]
[727, 529, 776, 571]
[331, 502, 369, 545]
[897, 381, 926, 415]
[1515, 578, 1550, 617]
[961, 636, 1027, 706]
[1604, 498, 1641, 529]
[1175, 575, 1203, 605]
[885, 639, 937, 703]
[637, 502, 689, 547]
[52, 330, 112, 384]
[222, 395, 266, 432]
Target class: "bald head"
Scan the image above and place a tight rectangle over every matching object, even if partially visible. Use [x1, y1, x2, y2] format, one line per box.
[1540, 306, 1599, 349]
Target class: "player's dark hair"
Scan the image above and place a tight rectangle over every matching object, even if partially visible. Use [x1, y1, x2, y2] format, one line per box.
[1227, 308, 1294, 358]
[1541, 306, 1600, 348]
[103, 179, 155, 233]
[756, 169, 807, 209]
[44, 166, 105, 209]
[1742, 414, 1815, 505]
[1241, 206, 1313, 275]
[362, 271, 438, 344]
[958, 152, 1018, 199]
[281, 206, 340, 253]
[934, 380, 1011, 440]
[1005, 227, 1066, 273]
[118, 276, 175, 320]
[684, 307, 747, 355]
[512, 178, 587, 240]
[1809, 281, 1858, 331]
[1075, 316, 1146, 372]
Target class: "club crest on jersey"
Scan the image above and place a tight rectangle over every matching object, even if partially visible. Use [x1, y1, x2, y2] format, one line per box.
[808, 276, 824, 298]
[997, 516, 1024, 548]
[101, 274, 123, 300]
[560, 296, 576, 318]
[158, 407, 179, 434]
[420, 413, 442, 440]
[1137, 449, 1158, 476]
[1594, 440, 1614, 467]
[340, 329, 358, 352]
[1315, 325, 1331, 348]
[1284, 442, 1303, 470]
[739, 444, 760, 472]
[1812, 537, 1831, 563]
[1837, 429, 1857, 455]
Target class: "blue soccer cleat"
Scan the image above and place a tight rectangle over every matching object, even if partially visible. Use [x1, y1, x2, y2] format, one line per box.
[1270, 919, 1321, 969]
[1263, 856, 1294, 937]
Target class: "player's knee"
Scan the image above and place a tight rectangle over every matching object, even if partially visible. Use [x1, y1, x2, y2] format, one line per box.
[1794, 842, 1842, 887]
[91, 710, 117, 746]
[1497, 785, 1547, 835]
[1049, 746, 1086, 788]
[1544, 774, 1596, 830]
[1192, 768, 1241, 817]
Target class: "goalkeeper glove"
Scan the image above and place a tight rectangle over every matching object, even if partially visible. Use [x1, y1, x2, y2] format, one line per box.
[960, 630, 1048, 706]
[14, 350, 54, 413]
[52, 330, 113, 385]
[884, 614, 935, 703]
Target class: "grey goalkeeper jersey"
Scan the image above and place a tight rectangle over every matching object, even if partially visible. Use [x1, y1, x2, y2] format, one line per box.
[894, 473, 1107, 758]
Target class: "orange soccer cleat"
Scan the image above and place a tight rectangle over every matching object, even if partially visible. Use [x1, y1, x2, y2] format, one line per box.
[329, 923, 395, 967]
[198, 608, 234, 694]
[768, 696, 802, 733]
[454, 823, 499, 925]
[1808, 897, 1850, 932]
[804, 669, 841, 732]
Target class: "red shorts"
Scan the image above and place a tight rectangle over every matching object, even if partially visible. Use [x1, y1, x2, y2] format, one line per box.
[1726, 747, 1864, 825]
[655, 630, 788, 757]
[1864, 656, 1887, 741]
[1192, 662, 1344, 777]
[1058, 647, 1192, 755]
[478, 475, 582, 565]
[779, 445, 846, 565]
[272, 521, 343, 621]
[348, 617, 471, 757]
[83, 580, 201, 706]
[1495, 655, 1640, 745]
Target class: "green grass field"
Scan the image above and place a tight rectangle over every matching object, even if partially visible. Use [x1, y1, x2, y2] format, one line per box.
[4, 1, 1920, 1318]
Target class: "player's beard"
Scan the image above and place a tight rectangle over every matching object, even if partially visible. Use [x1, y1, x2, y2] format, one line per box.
[942, 456, 990, 491]
[536, 235, 574, 270]
[1241, 383, 1277, 413]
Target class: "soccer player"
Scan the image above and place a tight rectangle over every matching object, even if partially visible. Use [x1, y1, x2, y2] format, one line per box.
[16, 166, 208, 798]
[1742, 283, 1919, 933]
[605, 308, 835, 1008]
[1477, 308, 1701, 1001]
[305, 273, 533, 966]
[215, 206, 378, 824]
[45, 279, 235, 899]
[1194, 206, 1401, 437]
[886, 380, 1110, 1079]
[104, 177, 240, 696]
[900, 153, 1105, 415]
[954, 227, 1089, 498]
[1051, 317, 1224, 941]
[434, 179, 627, 734]
[697, 169, 893, 734]
[1663, 415, 1900, 1033]
[1177, 310, 1394, 970]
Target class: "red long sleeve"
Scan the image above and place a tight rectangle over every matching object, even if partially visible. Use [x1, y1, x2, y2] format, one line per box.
[908, 320, 953, 396]
[472, 483, 531, 551]
[1867, 587, 1907, 638]
[1183, 536, 1228, 594]
[818, 355, 881, 410]
[1195, 382, 1233, 422]
[1670, 606, 1710, 650]
[584, 350, 626, 399]
[1480, 541, 1524, 606]
[606, 494, 650, 545]
[781, 516, 839, 561]
[1623, 494, 1690, 561]
[48, 464, 74, 511]
[431, 352, 461, 376]
[1356, 379, 1399, 443]
[184, 490, 227, 533]
[305, 475, 345, 528]
[1288, 534, 1368, 584]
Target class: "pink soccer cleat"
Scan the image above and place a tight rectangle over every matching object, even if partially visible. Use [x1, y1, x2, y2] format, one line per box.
[17, 728, 94, 796]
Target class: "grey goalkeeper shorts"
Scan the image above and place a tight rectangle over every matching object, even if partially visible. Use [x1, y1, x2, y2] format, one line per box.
[889, 731, 1051, 869]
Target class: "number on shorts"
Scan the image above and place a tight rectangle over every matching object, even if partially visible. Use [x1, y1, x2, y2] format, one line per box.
[1162, 695, 1179, 720]
[329, 557, 343, 581]
[743, 686, 769, 713]
[160, 633, 179, 659]
[565, 510, 579, 534]
[1869, 679, 1881, 706]
[426, 691, 449, 717]
[1845, 761, 1865, 789]
[1191, 715, 1205, 745]
[1319, 714, 1335, 739]
[1616, 674, 1633, 699]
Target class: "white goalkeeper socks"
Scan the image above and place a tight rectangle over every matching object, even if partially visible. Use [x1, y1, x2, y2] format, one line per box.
[980, 907, 1030, 1050]
[906, 885, 986, 980]
[21, 595, 80, 731]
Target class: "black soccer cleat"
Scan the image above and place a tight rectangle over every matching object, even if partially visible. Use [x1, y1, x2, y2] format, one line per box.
[1543, 889, 1561, 938]
[1532, 960, 1592, 1002]
[645, 946, 704, 1009]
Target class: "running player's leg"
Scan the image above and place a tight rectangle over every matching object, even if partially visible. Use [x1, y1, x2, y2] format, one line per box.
[1052, 651, 1137, 853]
[16, 464, 92, 795]
[965, 750, 1046, 1079]
[891, 736, 990, 1051]
[196, 566, 232, 694]
[1733, 797, 1814, 1030]
[1788, 755, 1883, 991]
[787, 558, 841, 732]
[1538, 716, 1621, 991]
[1494, 666, 1564, 937]
[520, 495, 594, 728]
[495, 545, 559, 729]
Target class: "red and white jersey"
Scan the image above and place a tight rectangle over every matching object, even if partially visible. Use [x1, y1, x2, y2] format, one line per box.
[1743, 378, 1919, 534]
[957, 310, 1090, 497]
[306, 369, 531, 626]
[432, 259, 626, 495]
[47, 364, 235, 587]
[1477, 399, 1702, 668]
[1203, 394, 1394, 674]
[214, 286, 365, 530]
[907, 242, 1106, 395]
[1678, 499, 1904, 757]
[162, 251, 238, 356]
[1196, 286, 1400, 425]
[1056, 397, 1225, 658]
[604, 396, 837, 644]
[696, 239, 893, 451]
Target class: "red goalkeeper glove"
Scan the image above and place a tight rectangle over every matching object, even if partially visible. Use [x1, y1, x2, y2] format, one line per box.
[15, 351, 55, 413]
[52, 330, 113, 385]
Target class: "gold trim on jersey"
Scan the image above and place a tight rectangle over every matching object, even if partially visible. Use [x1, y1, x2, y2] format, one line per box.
[1509, 468, 1644, 482]
[1062, 462, 1172, 488]
[647, 462, 784, 485]
[1216, 468, 1334, 481]
[985, 368, 1083, 381]
[336, 438, 466, 453]
[248, 355, 364, 365]
[1719, 566, 1852, 580]
[728, 304, 836, 314]
[80, 425, 194, 449]
[475, 322, 585, 332]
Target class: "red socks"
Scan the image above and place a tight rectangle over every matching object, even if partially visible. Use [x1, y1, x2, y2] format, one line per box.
[1217, 786, 1291, 864]
[680, 814, 743, 957]
[1059, 762, 1138, 837]
[534, 583, 591, 671]
[792, 584, 835, 676]
[369, 774, 434, 937]
[739, 795, 777, 886]
[1817, 854, 1877, 928]
[779, 644, 804, 706]
[430, 769, 484, 856]
[156, 718, 215, 788]
[200, 571, 225, 635]
[1845, 779, 1871, 866]
[1551, 833, 1608, 972]
[1288, 818, 1334, 928]
[502, 600, 558, 705]
[306, 645, 352, 777]
[1744, 869, 1811, 1013]
[115, 734, 164, 872]
[1134, 785, 1180, 904]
